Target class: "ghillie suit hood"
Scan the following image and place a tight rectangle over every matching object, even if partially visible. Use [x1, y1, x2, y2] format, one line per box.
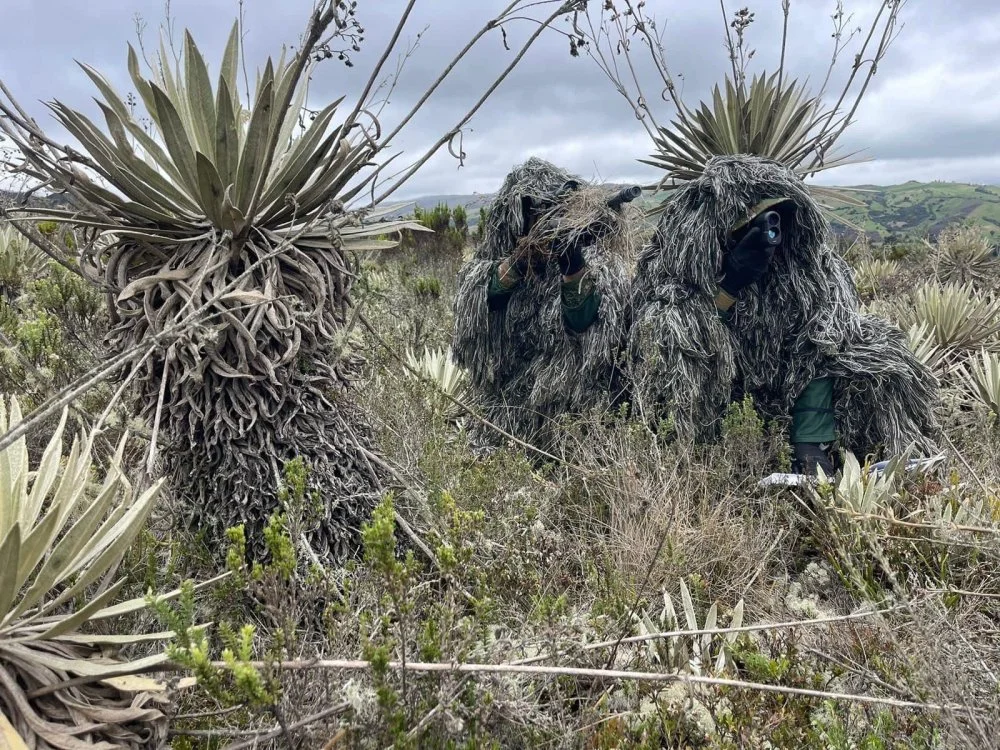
[452, 157, 637, 449]
[628, 154, 939, 457]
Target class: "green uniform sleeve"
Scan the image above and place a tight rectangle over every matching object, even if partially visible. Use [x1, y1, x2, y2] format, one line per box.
[791, 377, 837, 444]
[562, 275, 601, 333]
[487, 262, 521, 311]
[487, 262, 601, 331]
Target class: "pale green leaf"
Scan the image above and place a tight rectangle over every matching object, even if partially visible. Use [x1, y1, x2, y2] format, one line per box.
[53, 630, 176, 646]
[728, 600, 744, 642]
[13, 498, 72, 611]
[234, 77, 275, 209]
[215, 77, 239, 187]
[157, 33, 188, 127]
[339, 239, 402, 252]
[679, 579, 697, 632]
[90, 571, 231, 621]
[23, 408, 68, 531]
[660, 590, 677, 630]
[255, 103, 344, 215]
[149, 82, 200, 196]
[50, 480, 164, 604]
[49, 435, 93, 533]
[6, 401, 28, 529]
[701, 603, 717, 655]
[0, 523, 21, 621]
[183, 30, 217, 159]
[95, 102, 200, 213]
[80, 61, 189, 190]
[13, 476, 125, 622]
[35, 579, 127, 640]
[269, 54, 312, 166]
[292, 140, 372, 218]
[219, 21, 242, 112]
[195, 151, 228, 227]
[127, 45, 161, 123]
[48, 103, 192, 223]
[0, 403, 14, 540]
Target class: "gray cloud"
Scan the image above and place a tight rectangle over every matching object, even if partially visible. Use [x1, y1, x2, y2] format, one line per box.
[1, 0, 997, 200]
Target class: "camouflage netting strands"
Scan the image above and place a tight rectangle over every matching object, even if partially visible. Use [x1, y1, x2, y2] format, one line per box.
[628, 155, 939, 457]
[452, 157, 636, 448]
[106, 234, 381, 563]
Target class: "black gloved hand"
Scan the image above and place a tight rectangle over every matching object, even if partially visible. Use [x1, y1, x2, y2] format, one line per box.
[511, 251, 531, 280]
[793, 442, 836, 478]
[719, 226, 776, 297]
[556, 239, 587, 277]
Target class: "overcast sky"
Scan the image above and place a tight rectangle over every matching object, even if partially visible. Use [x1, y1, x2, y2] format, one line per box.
[1, 0, 998, 201]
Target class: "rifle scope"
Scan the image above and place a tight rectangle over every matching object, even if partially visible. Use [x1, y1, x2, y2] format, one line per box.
[607, 185, 643, 211]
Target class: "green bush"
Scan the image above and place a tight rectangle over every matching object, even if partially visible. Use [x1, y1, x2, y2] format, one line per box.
[401, 203, 469, 257]
[412, 275, 442, 298]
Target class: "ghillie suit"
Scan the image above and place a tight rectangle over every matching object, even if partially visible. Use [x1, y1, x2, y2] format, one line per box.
[628, 155, 939, 460]
[452, 157, 639, 450]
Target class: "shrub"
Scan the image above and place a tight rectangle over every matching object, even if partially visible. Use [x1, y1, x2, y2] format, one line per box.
[930, 224, 1000, 290]
[401, 204, 469, 257]
[0, 398, 172, 746]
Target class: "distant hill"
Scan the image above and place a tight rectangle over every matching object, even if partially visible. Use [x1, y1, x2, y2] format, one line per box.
[398, 194, 493, 215]
[7, 181, 999, 241]
[827, 181, 1000, 240]
[404, 181, 1000, 240]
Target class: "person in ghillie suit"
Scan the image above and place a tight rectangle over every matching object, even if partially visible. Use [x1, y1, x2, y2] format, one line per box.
[627, 154, 939, 474]
[452, 157, 637, 449]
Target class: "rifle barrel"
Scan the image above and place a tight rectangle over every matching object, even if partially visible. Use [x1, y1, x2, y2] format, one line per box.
[607, 185, 643, 211]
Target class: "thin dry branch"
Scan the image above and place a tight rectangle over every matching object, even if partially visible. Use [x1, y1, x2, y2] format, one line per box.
[515, 602, 913, 666]
[806, 0, 908, 175]
[346, 0, 419, 128]
[174, 713, 318, 750]
[776, 0, 790, 93]
[183, 658, 982, 715]
[373, 1, 583, 205]
[719, 0, 739, 84]
[830, 508, 1000, 536]
[379, 0, 528, 149]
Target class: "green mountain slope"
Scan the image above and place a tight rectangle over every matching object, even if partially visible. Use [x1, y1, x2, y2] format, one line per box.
[7, 181, 1000, 240]
[408, 181, 1000, 240]
[828, 181, 1000, 240]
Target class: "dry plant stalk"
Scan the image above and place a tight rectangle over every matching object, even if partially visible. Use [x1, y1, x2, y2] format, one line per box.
[173, 657, 980, 714]
[568, 0, 907, 181]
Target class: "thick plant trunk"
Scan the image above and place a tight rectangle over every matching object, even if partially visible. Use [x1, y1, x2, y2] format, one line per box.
[105, 236, 382, 562]
[168, 373, 381, 562]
